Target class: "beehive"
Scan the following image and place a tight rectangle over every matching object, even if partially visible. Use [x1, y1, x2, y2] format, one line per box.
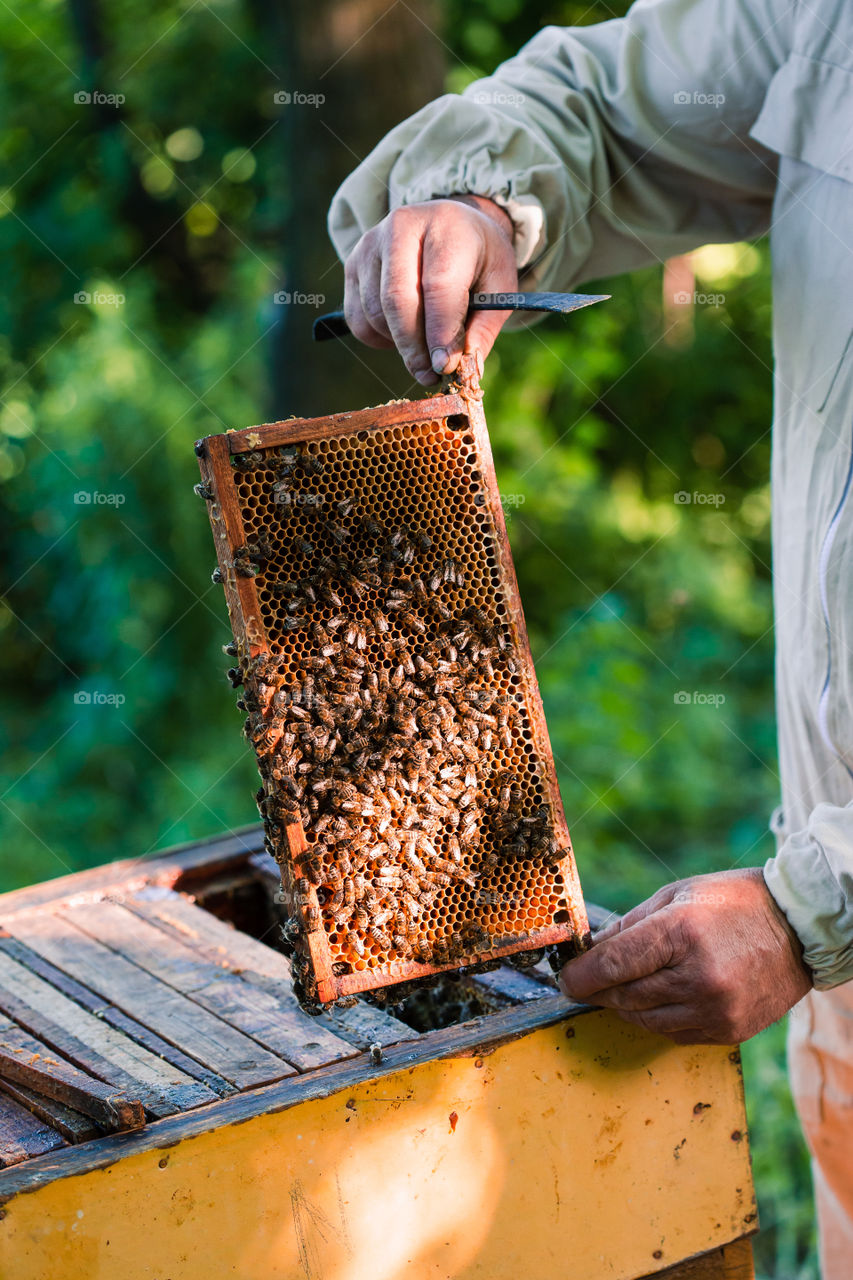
[196, 356, 589, 1006]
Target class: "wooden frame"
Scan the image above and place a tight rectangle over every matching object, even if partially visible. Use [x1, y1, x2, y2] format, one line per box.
[195, 356, 589, 1003]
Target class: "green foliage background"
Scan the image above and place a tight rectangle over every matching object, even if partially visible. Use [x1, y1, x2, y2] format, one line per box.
[1, 2, 814, 1275]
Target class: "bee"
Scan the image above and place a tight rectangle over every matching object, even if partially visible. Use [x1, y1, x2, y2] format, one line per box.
[414, 939, 432, 963]
[399, 870, 420, 898]
[346, 930, 365, 957]
[194, 480, 214, 500]
[433, 938, 450, 965]
[349, 898, 368, 928]
[345, 620, 369, 650]
[304, 905, 321, 932]
[233, 450, 264, 471]
[441, 557, 463, 586]
[400, 611, 426, 635]
[281, 917, 302, 947]
[495, 628, 511, 653]
[247, 535, 273, 564]
[369, 926, 391, 950]
[277, 445, 301, 476]
[302, 453, 325, 474]
[319, 583, 343, 608]
[460, 812, 480, 842]
[424, 869, 452, 886]
[362, 516, 383, 539]
[428, 598, 452, 623]
[464, 605, 493, 636]
[292, 536, 315, 558]
[341, 570, 368, 599]
[336, 498, 356, 518]
[326, 520, 348, 545]
[269, 580, 297, 598]
[392, 934, 413, 958]
[534, 834, 560, 865]
[414, 531, 432, 553]
[383, 589, 408, 612]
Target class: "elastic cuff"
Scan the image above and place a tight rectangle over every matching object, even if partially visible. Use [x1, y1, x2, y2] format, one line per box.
[764, 833, 853, 989]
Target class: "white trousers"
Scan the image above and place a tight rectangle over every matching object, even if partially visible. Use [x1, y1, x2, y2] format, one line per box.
[788, 984, 853, 1279]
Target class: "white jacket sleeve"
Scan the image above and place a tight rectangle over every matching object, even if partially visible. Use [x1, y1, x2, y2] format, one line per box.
[765, 807, 853, 989]
[328, 0, 792, 287]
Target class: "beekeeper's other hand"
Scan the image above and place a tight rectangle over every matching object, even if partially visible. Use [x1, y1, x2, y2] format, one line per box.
[559, 868, 813, 1044]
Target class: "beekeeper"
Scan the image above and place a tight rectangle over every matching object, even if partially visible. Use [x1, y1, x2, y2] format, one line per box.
[327, 0, 853, 1269]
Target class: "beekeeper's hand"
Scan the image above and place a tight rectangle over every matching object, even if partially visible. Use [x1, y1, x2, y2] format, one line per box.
[559, 868, 813, 1044]
[342, 196, 518, 386]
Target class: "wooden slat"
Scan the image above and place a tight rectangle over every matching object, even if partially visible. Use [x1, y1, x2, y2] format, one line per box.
[0, 947, 215, 1116]
[0, 1012, 144, 1132]
[644, 1237, 755, 1279]
[0, 1079, 99, 1144]
[223, 392, 467, 453]
[467, 964, 552, 1005]
[0, 826, 264, 920]
[0, 1093, 64, 1168]
[0, 933, 233, 1098]
[6, 913, 293, 1091]
[60, 901, 356, 1074]
[129, 887, 420, 1048]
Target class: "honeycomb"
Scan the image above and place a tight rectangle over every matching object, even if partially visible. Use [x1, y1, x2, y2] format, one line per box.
[196, 358, 588, 1007]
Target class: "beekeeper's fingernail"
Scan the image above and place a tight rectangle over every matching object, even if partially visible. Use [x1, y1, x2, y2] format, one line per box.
[431, 347, 450, 374]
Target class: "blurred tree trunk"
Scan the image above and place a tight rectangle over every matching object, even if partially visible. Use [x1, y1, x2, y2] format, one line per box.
[256, 0, 446, 418]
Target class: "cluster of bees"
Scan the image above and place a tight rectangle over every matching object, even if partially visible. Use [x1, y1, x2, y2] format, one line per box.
[218, 442, 562, 1012]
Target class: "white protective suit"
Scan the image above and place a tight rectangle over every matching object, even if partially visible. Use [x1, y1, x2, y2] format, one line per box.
[327, 1, 853, 1271]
